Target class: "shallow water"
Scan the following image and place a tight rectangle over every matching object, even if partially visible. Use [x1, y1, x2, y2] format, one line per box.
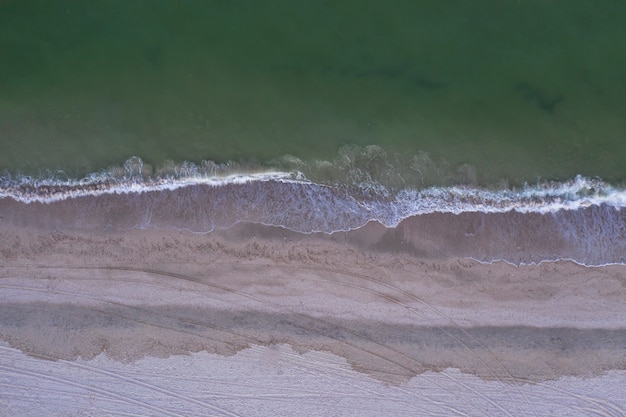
[1, 1, 625, 183]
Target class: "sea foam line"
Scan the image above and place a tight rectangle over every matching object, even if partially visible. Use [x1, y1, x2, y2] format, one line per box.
[0, 171, 298, 204]
[1, 163, 625, 216]
[393, 177, 626, 216]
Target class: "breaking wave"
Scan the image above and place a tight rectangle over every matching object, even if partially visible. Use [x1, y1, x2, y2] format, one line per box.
[1, 155, 625, 266]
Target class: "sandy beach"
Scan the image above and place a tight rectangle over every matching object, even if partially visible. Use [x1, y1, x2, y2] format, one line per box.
[3, 1, 626, 414]
[1, 218, 625, 415]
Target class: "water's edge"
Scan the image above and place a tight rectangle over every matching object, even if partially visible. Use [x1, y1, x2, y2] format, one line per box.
[2, 162, 624, 266]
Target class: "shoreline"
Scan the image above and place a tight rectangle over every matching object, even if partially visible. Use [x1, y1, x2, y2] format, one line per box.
[2, 190, 626, 267]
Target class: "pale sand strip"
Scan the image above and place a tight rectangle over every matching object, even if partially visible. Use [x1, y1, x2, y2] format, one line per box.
[2, 342, 625, 417]
[1, 222, 624, 388]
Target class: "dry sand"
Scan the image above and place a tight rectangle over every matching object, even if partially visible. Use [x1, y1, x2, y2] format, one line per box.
[1, 221, 625, 415]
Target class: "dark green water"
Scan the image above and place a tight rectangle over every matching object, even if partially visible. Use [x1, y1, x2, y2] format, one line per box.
[2, 0, 625, 184]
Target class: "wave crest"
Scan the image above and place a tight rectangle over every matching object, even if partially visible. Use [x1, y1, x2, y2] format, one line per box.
[1, 156, 624, 215]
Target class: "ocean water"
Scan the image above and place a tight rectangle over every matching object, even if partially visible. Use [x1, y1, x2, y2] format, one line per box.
[1, 1, 626, 265]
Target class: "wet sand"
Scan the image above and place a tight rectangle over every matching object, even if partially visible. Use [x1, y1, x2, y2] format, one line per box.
[1, 220, 625, 415]
[3, 181, 626, 265]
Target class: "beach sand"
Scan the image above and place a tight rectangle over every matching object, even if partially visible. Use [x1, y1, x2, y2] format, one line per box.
[1, 220, 625, 415]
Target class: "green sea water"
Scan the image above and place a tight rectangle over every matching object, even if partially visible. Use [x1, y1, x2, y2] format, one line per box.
[1, 0, 625, 185]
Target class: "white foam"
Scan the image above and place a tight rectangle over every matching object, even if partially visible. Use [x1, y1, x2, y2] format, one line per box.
[393, 176, 626, 217]
[0, 170, 297, 204]
[2, 161, 625, 221]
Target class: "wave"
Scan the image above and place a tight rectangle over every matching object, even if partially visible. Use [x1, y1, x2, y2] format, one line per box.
[1, 156, 624, 214]
[1, 156, 625, 266]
